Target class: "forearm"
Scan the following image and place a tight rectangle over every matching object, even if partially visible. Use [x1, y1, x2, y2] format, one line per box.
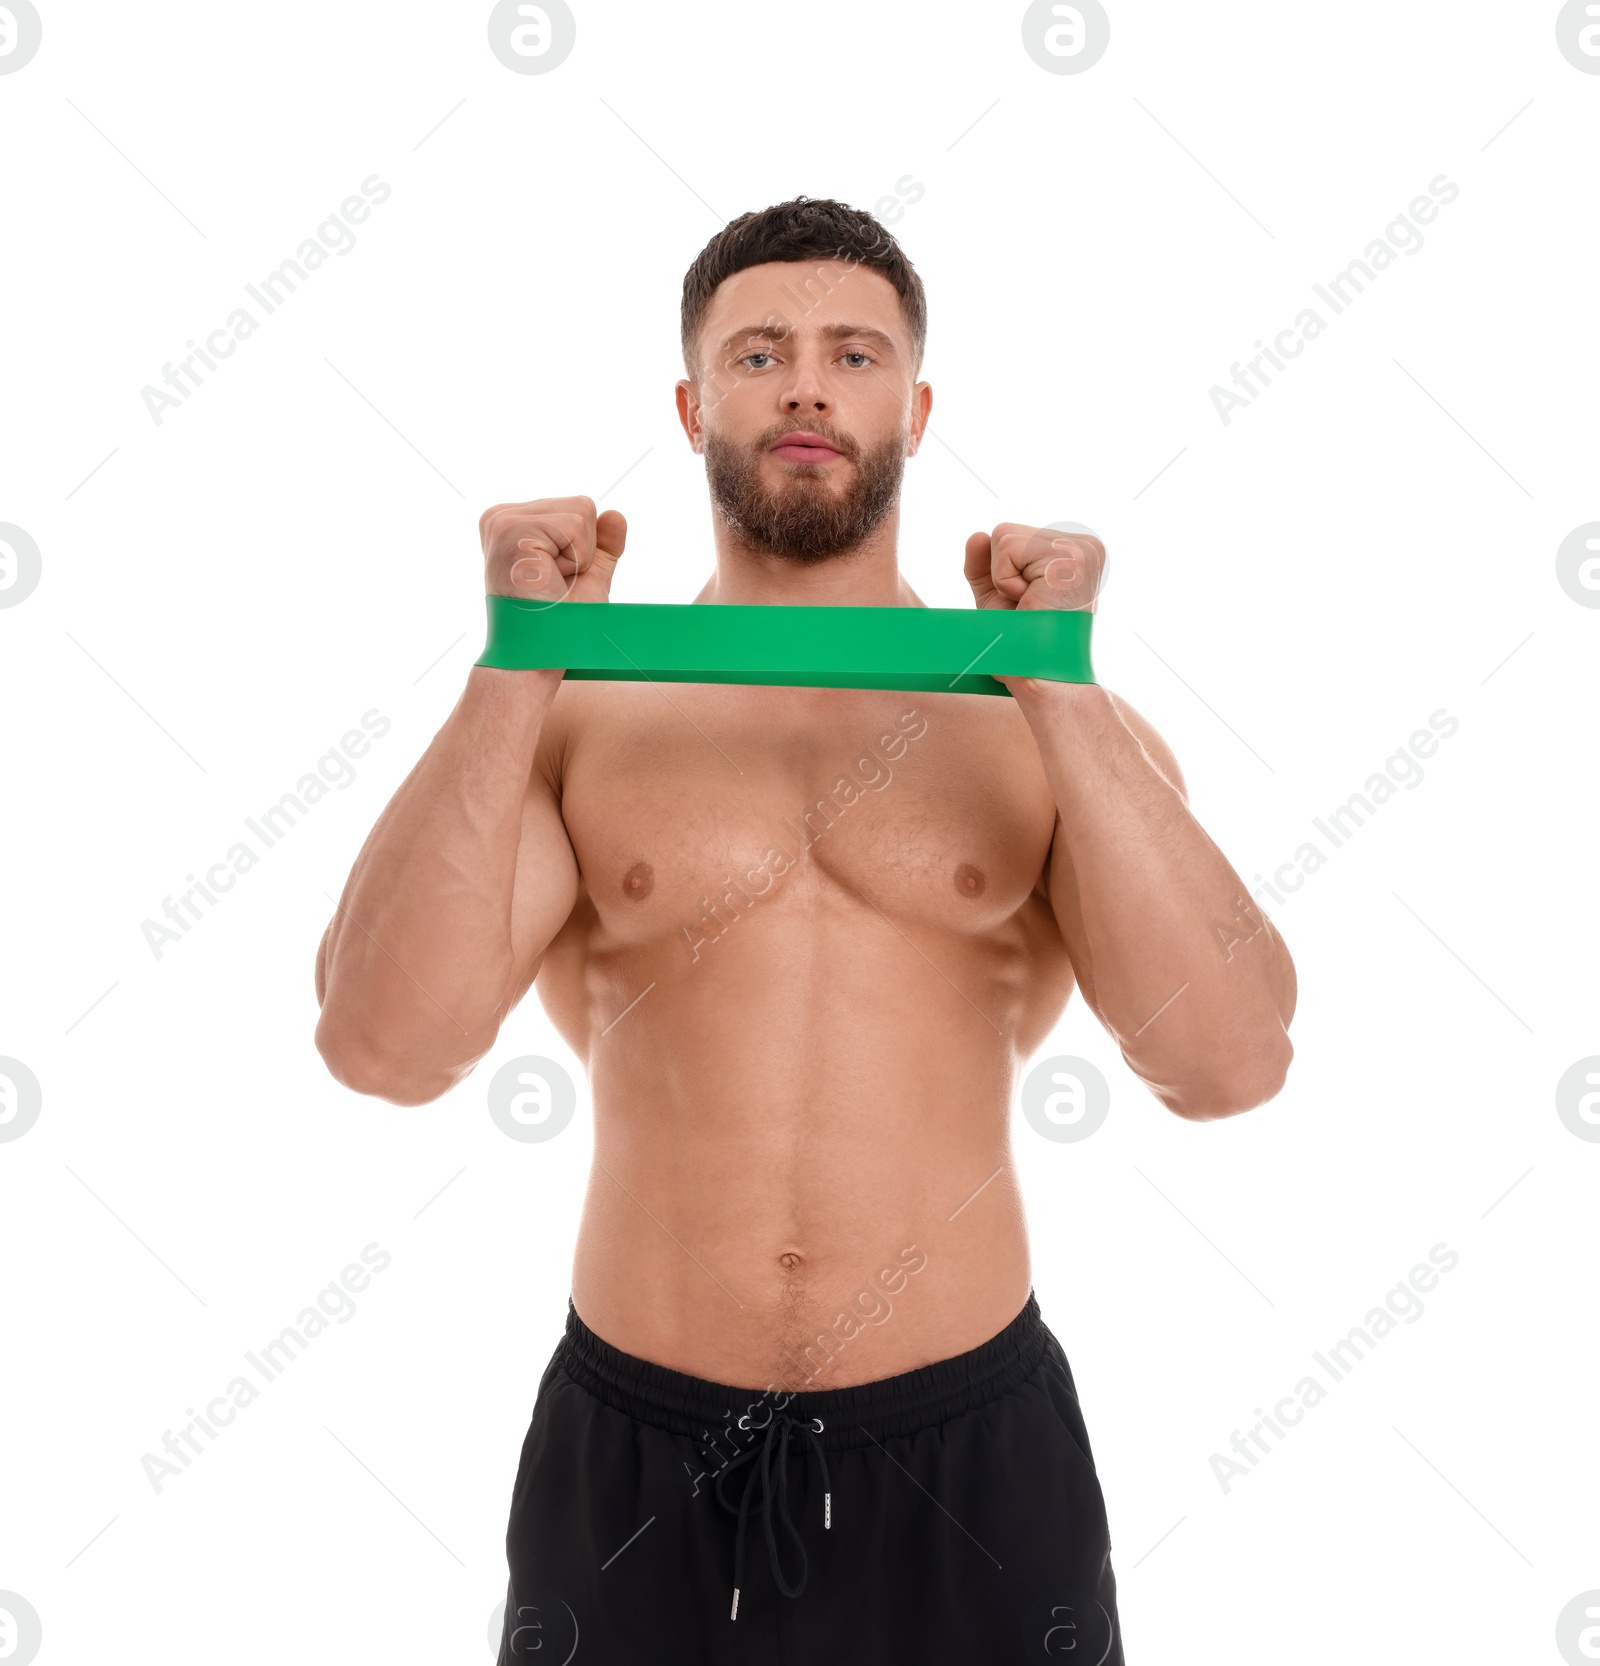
[1015, 678, 1295, 1118]
[315, 665, 563, 1101]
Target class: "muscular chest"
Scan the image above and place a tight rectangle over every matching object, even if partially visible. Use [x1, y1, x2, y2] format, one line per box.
[545, 682, 1061, 946]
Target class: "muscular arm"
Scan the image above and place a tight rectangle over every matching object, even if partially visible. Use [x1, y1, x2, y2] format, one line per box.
[965, 522, 1294, 1120]
[314, 494, 623, 1105]
[1017, 679, 1296, 1121]
[313, 666, 578, 1104]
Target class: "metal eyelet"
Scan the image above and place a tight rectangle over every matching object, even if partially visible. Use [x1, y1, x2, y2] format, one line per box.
[810, 1417, 824, 1433]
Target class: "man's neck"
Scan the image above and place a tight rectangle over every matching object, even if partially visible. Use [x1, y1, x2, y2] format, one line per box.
[694, 523, 924, 609]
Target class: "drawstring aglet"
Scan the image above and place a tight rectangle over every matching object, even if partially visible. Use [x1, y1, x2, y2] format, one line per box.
[824, 1492, 832, 1528]
[730, 1586, 740, 1621]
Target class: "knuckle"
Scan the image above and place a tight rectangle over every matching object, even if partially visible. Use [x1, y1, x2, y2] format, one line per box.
[529, 495, 595, 520]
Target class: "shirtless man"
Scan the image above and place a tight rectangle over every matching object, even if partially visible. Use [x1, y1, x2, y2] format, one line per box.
[314, 196, 1296, 1664]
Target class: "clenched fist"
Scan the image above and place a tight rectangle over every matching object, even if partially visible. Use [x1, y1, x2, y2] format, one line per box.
[479, 496, 627, 606]
[964, 523, 1104, 614]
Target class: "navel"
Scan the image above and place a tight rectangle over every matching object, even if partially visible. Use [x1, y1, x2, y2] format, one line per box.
[622, 861, 654, 902]
[954, 862, 987, 899]
[778, 1251, 804, 1274]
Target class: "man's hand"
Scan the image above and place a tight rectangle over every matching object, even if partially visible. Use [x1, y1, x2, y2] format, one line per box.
[964, 523, 1104, 614]
[480, 495, 627, 605]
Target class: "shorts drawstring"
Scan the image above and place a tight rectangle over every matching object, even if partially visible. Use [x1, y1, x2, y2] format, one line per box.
[715, 1409, 831, 1620]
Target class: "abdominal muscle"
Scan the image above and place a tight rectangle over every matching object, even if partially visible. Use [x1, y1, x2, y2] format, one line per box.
[540, 878, 1075, 1393]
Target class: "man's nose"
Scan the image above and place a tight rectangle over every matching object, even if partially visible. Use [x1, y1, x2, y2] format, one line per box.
[779, 356, 831, 413]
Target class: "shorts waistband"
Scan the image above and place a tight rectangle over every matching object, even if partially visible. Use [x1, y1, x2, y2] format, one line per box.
[556, 1289, 1051, 1452]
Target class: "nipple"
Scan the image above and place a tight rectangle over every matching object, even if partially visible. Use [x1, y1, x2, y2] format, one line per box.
[622, 861, 654, 902]
[954, 862, 986, 898]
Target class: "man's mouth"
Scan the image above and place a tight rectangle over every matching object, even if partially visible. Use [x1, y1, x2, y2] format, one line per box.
[769, 430, 845, 463]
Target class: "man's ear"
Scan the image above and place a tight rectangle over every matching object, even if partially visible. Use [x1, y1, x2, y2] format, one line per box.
[675, 379, 703, 453]
[907, 380, 932, 456]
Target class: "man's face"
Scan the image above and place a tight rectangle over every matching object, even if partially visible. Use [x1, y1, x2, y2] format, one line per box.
[677, 260, 931, 563]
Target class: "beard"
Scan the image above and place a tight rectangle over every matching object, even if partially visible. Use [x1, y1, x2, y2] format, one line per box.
[703, 419, 907, 564]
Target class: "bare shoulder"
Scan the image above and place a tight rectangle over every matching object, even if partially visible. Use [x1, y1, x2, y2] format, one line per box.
[1105, 690, 1188, 801]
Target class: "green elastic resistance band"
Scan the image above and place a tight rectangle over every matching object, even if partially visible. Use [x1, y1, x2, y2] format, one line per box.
[475, 598, 1094, 697]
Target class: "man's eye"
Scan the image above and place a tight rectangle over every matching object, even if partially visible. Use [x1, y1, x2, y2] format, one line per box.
[741, 352, 773, 369]
[841, 351, 872, 368]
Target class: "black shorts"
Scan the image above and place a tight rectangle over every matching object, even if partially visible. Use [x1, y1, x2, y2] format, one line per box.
[494, 1289, 1124, 1664]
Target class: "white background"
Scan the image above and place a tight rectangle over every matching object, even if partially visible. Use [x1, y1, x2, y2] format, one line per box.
[2, 2, 1596, 1662]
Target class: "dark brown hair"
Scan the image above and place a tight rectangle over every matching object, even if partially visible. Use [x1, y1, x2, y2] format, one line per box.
[680, 195, 927, 381]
